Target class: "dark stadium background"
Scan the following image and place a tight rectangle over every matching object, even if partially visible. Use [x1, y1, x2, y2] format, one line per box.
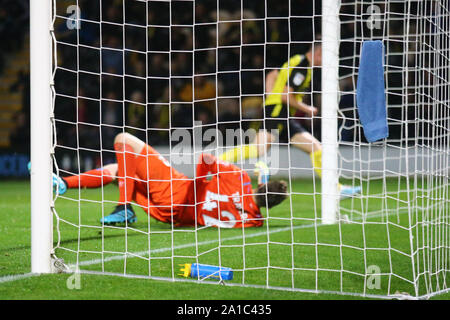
[0, 0, 418, 176]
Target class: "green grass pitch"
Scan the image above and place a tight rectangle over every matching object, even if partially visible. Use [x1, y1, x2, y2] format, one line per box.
[0, 179, 449, 300]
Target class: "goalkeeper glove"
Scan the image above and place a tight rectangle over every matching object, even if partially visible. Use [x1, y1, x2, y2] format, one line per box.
[255, 161, 270, 184]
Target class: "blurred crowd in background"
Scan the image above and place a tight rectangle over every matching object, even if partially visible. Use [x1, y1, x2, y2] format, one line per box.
[52, 0, 324, 168]
[1, 0, 429, 172]
[0, 1, 28, 74]
[1, 0, 29, 154]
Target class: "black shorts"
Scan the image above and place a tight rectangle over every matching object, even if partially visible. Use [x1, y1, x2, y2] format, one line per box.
[263, 104, 307, 143]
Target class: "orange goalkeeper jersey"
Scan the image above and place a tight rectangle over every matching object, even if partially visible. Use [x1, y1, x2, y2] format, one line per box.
[179, 154, 263, 228]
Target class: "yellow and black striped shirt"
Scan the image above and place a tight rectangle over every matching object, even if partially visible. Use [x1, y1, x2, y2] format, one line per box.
[265, 54, 312, 117]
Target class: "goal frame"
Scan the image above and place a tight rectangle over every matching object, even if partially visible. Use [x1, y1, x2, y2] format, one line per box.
[30, 0, 53, 274]
[321, 0, 340, 224]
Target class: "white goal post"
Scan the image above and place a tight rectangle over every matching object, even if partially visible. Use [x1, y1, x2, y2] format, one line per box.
[30, 0, 53, 274]
[30, 0, 450, 299]
[321, 0, 340, 224]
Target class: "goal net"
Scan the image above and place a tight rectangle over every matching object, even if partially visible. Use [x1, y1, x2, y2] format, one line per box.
[30, 0, 450, 299]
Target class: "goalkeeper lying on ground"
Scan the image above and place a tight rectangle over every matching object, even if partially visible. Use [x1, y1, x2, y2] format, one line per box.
[52, 132, 287, 228]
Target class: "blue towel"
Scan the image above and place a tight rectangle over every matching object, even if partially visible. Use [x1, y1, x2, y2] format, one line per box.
[356, 41, 388, 142]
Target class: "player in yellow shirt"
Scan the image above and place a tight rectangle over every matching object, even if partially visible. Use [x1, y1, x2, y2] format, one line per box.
[220, 43, 361, 199]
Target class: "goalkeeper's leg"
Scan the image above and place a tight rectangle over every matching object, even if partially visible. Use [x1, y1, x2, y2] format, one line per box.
[113, 132, 145, 205]
[49, 163, 117, 195]
[101, 132, 146, 225]
[104, 132, 191, 225]
[62, 164, 117, 189]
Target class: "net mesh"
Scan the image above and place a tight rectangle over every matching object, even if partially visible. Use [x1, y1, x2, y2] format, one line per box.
[50, 0, 450, 298]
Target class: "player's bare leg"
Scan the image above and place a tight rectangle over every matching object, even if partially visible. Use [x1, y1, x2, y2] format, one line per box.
[102, 163, 118, 178]
[290, 131, 321, 154]
[290, 131, 322, 176]
[253, 129, 275, 158]
[219, 129, 275, 163]
[290, 132, 360, 199]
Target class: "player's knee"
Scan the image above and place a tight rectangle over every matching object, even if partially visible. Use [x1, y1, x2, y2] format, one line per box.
[103, 163, 118, 178]
[256, 130, 274, 144]
[114, 132, 133, 146]
[266, 133, 275, 144]
[114, 132, 146, 154]
[313, 142, 322, 153]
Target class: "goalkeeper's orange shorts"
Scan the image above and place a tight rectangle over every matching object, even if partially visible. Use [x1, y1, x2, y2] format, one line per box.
[131, 144, 194, 224]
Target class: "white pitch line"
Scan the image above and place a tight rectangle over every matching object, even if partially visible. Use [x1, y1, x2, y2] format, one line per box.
[74, 212, 380, 268]
[72, 208, 416, 269]
[0, 208, 409, 284]
[0, 272, 38, 284]
[74, 224, 309, 268]
[0, 219, 333, 284]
